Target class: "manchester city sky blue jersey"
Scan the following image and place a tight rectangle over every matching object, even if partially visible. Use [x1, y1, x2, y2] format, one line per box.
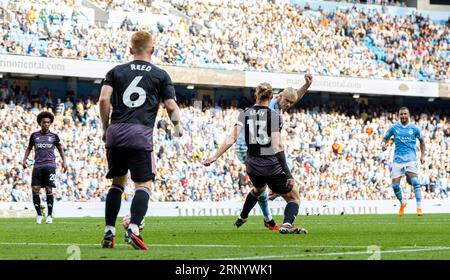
[384, 123, 423, 163]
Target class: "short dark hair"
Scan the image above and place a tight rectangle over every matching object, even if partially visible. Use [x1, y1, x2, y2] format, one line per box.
[399, 107, 410, 113]
[37, 111, 54, 124]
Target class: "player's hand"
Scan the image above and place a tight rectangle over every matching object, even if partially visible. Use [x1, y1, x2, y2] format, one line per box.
[22, 161, 27, 169]
[381, 143, 387, 152]
[420, 155, 425, 165]
[102, 130, 107, 143]
[287, 178, 295, 189]
[173, 125, 184, 138]
[304, 73, 313, 86]
[61, 162, 67, 173]
[202, 156, 216, 166]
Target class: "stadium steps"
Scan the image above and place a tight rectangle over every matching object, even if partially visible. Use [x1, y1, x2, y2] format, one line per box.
[81, 0, 108, 28]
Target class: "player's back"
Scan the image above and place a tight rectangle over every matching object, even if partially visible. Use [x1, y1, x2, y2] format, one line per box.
[239, 105, 284, 177]
[103, 60, 175, 151]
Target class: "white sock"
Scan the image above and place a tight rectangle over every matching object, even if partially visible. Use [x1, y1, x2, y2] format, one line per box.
[128, 223, 140, 235]
[282, 222, 292, 227]
[417, 201, 422, 209]
[264, 215, 273, 222]
[105, 225, 116, 235]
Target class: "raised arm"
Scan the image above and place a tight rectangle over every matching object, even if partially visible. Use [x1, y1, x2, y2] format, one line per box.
[292, 73, 313, 108]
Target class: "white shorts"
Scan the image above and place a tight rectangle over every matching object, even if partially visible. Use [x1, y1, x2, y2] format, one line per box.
[391, 161, 419, 179]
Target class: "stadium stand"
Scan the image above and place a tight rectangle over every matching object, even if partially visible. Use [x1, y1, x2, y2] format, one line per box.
[0, 0, 448, 81]
[0, 83, 448, 202]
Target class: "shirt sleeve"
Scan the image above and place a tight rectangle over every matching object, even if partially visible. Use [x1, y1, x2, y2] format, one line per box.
[415, 126, 423, 141]
[271, 110, 283, 132]
[102, 68, 114, 87]
[160, 71, 176, 101]
[235, 110, 245, 127]
[54, 134, 61, 145]
[27, 134, 35, 149]
[384, 126, 394, 140]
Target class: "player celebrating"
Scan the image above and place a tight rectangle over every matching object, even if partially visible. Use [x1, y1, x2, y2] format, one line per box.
[204, 83, 307, 234]
[382, 107, 426, 216]
[99, 31, 182, 250]
[235, 74, 313, 230]
[22, 111, 67, 224]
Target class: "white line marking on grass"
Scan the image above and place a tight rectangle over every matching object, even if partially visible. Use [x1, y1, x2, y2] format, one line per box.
[216, 247, 450, 260]
[1, 242, 448, 251]
[0, 242, 371, 249]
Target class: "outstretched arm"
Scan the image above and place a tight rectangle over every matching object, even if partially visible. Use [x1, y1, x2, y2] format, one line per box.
[203, 125, 242, 166]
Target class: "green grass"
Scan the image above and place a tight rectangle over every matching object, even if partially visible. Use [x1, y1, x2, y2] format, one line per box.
[1, 214, 450, 260]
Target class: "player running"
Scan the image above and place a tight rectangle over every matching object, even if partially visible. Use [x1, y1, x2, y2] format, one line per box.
[99, 31, 182, 250]
[204, 83, 307, 234]
[235, 74, 313, 230]
[382, 107, 426, 216]
[22, 111, 67, 224]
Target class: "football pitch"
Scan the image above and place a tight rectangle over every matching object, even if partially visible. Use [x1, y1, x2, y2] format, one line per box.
[1, 214, 450, 260]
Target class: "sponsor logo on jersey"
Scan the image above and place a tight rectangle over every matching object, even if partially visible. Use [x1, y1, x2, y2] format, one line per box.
[36, 143, 53, 148]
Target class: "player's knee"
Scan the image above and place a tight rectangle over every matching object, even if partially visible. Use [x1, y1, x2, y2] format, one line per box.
[392, 182, 401, 190]
[32, 186, 40, 193]
[112, 176, 127, 187]
[257, 191, 268, 202]
[410, 177, 420, 187]
[133, 180, 152, 190]
[282, 189, 299, 202]
[45, 187, 52, 194]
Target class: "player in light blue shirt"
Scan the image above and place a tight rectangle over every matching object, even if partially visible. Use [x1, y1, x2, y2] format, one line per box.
[382, 107, 426, 216]
[235, 74, 313, 230]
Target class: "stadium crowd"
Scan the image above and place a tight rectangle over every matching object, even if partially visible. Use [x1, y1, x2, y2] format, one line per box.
[0, 87, 448, 203]
[0, 0, 448, 81]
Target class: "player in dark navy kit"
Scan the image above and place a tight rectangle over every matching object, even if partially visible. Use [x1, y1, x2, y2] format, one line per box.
[22, 111, 67, 224]
[204, 83, 307, 234]
[99, 31, 182, 250]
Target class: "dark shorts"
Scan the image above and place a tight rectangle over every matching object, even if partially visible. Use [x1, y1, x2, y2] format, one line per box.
[106, 148, 155, 182]
[31, 165, 56, 188]
[248, 174, 292, 195]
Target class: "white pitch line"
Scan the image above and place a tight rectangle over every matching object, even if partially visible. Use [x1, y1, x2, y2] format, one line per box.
[0, 242, 371, 249]
[216, 247, 450, 260]
[0, 242, 448, 250]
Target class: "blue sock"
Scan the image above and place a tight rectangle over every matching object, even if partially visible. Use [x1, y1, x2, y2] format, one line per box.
[257, 191, 272, 222]
[392, 182, 403, 204]
[410, 177, 422, 209]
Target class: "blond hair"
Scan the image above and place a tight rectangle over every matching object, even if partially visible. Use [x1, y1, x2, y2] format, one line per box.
[131, 31, 154, 55]
[255, 82, 273, 101]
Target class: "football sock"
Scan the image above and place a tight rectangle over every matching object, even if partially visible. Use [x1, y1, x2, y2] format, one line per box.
[392, 182, 403, 204]
[283, 201, 300, 225]
[32, 192, 42, 216]
[130, 187, 150, 226]
[105, 225, 116, 235]
[128, 224, 140, 235]
[46, 191, 54, 216]
[410, 177, 422, 209]
[257, 191, 272, 222]
[105, 184, 123, 227]
[240, 190, 259, 219]
[33, 192, 42, 216]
